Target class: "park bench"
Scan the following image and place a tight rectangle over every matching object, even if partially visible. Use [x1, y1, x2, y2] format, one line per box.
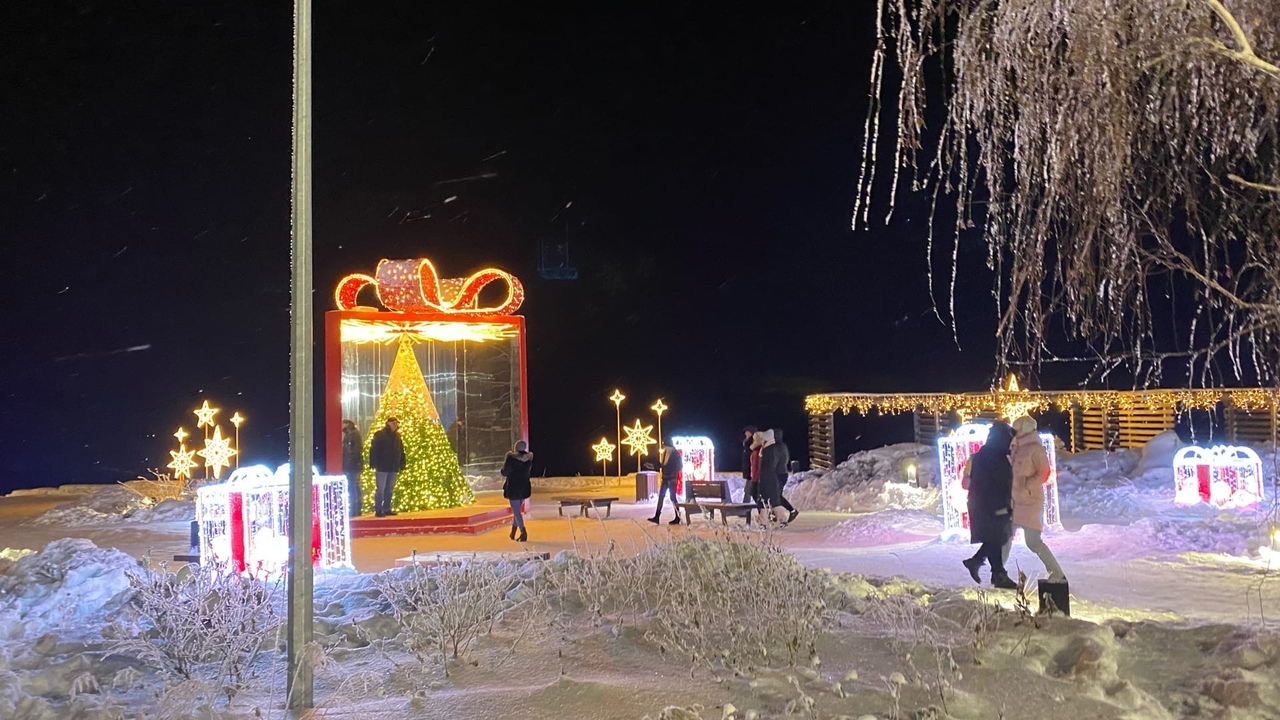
[675, 480, 753, 524]
[554, 496, 619, 518]
[685, 500, 757, 525]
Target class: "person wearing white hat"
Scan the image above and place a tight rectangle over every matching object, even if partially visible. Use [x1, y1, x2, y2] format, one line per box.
[1004, 416, 1066, 582]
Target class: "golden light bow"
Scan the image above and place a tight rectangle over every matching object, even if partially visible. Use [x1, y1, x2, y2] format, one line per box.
[335, 258, 524, 315]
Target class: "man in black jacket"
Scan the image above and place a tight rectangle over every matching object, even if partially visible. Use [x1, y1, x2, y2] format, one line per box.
[341, 419, 364, 517]
[773, 429, 799, 524]
[648, 440, 683, 525]
[368, 417, 406, 517]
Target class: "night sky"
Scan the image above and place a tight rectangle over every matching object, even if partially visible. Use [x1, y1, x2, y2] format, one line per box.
[0, 2, 1007, 493]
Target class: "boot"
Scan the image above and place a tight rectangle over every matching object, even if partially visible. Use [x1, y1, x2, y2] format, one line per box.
[991, 572, 1017, 590]
[517, 527, 527, 542]
[647, 516, 660, 524]
[962, 556, 983, 584]
[669, 516, 681, 525]
[787, 509, 799, 524]
[509, 523, 518, 540]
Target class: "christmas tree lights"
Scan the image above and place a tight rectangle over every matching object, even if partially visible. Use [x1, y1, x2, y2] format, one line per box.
[359, 339, 474, 512]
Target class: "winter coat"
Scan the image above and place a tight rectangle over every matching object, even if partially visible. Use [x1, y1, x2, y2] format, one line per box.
[369, 426, 406, 472]
[967, 426, 1014, 546]
[775, 440, 791, 484]
[742, 436, 754, 480]
[341, 426, 364, 477]
[659, 446, 683, 482]
[757, 433, 783, 504]
[749, 446, 761, 484]
[500, 451, 533, 500]
[1010, 432, 1049, 530]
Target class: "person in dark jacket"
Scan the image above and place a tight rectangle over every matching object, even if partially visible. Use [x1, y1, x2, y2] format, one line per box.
[368, 417, 406, 517]
[741, 425, 759, 506]
[756, 430, 789, 525]
[963, 421, 1017, 589]
[773, 429, 799, 524]
[648, 440, 684, 525]
[341, 419, 364, 517]
[501, 441, 533, 542]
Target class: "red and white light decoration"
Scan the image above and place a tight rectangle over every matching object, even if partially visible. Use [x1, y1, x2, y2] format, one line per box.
[1173, 445, 1264, 509]
[936, 423, 1061, 539]
[195, 464, 353, 577]
[672, 436, 714, 497]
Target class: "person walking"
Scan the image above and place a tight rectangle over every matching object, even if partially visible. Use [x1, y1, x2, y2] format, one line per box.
[341, 419, 364, 517]
[501, 440, 533, 542]
[962, 421, 1017, 589]
[756, 430, 789, 526]
[1003, 416, 1066, 582]
[773, 428, 800, 524]
[741, 425, 757, 499]
[368, 417, 406, 517]
[748, 431, 765, 513]
[648, 439, 684, 525]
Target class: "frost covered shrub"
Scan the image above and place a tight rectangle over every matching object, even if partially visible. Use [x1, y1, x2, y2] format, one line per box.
[109, 559, 280, 698]
[373, 557, 521, 668]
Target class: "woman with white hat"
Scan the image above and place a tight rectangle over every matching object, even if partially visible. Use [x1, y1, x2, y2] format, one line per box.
[1005, 416, 1066, 583]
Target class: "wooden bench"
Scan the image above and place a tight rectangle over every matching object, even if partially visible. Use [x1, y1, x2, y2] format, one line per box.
[554, 496, 619, 518]
[684, 500, 758, 525]
[674, 480, 736, 523]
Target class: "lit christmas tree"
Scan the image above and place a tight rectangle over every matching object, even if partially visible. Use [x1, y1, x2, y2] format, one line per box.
[361, 339, 475, 512]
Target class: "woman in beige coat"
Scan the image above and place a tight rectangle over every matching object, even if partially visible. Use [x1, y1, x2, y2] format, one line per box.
[1002, 416, 1066, 582]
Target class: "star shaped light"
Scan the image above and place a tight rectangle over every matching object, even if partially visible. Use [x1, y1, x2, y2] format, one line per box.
[167, 444, 198, 481]
[173, 427, 189, 443]
[592, 437, 616, 463]
[230, 412, 245, 428]
[620, 419, 657, 458]
[998, 374, 1039, 420]
[198, 425, 237, 479]
[650, 399, 668, 416]
[194, 400, 220, 429]
[609, 389, 626, 407]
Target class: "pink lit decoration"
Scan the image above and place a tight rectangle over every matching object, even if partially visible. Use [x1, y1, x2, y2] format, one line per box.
[936, 423, 1061, 539]
[195, 464, 352, 577]
[672, 436, 714, 497]
[1173, 445, 1263, 509]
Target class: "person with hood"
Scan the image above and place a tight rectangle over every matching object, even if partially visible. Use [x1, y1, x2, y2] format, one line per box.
[962, 421, 1017, 589]
[755, 430, 789, 525]
[501, 440, 533, 542]
[341, 419, 364, 517]
[368, 417, 406, 517]
[1003, 416, 1066, 582]
[773, 428, 799, 524]
[648, 439, 684, 525]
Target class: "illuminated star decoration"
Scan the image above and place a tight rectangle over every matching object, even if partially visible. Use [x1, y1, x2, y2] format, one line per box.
[998, 374, 1038, 421]
[194, 400, 220, 430]
[650, 399, 667, 416]
[609, 389, 626, 407]
[621, 419, 657, 458]
[167, 444, 198, 481]
[173, 427, 189, 443]
[230, 412, 244, 428]
[198, 425, 237, 479]
[592, 437, 616, 463]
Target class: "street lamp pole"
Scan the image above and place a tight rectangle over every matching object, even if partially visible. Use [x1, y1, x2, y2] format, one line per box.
[286, 0, 315, 710]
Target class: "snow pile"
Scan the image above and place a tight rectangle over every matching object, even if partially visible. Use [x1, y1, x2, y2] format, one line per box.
[4, 484, 103, 498]
[785, 443, 939, 513]
[824, 510, 943, 546]
[25, 485, 194, 527]
[0, 538, 136, 638]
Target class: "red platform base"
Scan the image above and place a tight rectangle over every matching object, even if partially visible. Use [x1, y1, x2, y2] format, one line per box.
[351, 505, 513, 538]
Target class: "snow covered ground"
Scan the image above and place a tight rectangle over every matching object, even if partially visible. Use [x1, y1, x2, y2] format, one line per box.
[0, 432, 1277, 718]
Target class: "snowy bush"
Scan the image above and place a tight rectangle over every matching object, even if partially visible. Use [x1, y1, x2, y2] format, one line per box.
[109, 559, 280, 699]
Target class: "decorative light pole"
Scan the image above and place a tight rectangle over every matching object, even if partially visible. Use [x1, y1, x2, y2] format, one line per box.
[592, 437, 616, 487]
[650, 399, 667, 450]
[621, 419, 657, 473]
[609, 389, 625, 478]
[230, 412, 245, 468]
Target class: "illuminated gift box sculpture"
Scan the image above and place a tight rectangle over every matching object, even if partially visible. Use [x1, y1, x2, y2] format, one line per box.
[672, 436, 715, 497]
[1173, 445, 1264, 509]
[937, 423, 1061, 540]
[325, 258, 528, 498]
[195, 464, 352, 576]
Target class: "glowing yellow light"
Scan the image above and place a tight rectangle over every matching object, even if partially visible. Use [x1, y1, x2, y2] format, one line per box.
[173, 427, 189, 443]
[621, 419, 657, 458]
[167, 443, 198, 481]
[230, 412, 244, 428]
[609, 389, 626, 407]
[651, 399, 668, 416]
[194, 400, 220, 429]
[340, 318, 518, 344]
[592, 437, 616, 463]
[198, 425, 237, 479]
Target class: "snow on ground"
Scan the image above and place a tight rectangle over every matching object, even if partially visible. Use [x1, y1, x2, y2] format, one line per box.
[786, 443, 940, 514]
[23, 484, 194, 527]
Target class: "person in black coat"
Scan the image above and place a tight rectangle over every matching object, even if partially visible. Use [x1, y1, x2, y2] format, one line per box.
[501, 441, 533, 542]
[741, 425, 757, 480]
[368, 417, 406, 517]
[963, 421, 1017, 589]
[648, 440, 684, 525]
[756, 430, 789, 525]
[773, 429, 799, 523]
[341, 419, 364, 517]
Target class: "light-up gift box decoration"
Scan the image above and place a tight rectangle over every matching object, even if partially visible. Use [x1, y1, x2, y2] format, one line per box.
[1173, 445, 1263, 509]
[195, 464, 352, 577]
[936, 423, 1061, 539]
[326, 258, 528, 482]
[672, 436, 715, 497]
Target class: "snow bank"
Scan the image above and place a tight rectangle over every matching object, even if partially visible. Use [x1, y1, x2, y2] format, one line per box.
[824, 509, 943, 546]
[0, 538, 136, 638]
[785, 443, 939, 514]
[25, 486, 194, 527]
